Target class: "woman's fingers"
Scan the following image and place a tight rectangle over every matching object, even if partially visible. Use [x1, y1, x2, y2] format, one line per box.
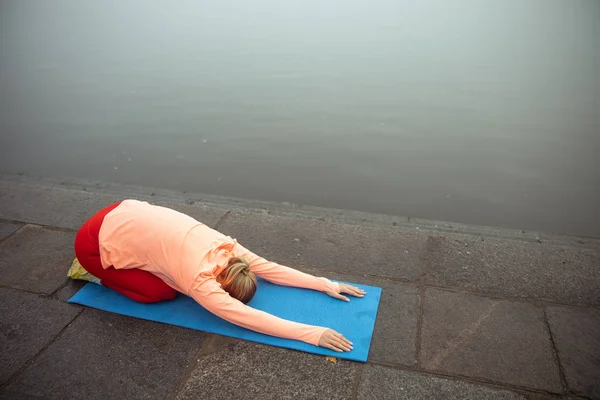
[319, 330, 353, 352]
[323, 342, 343, 352]
[335, 331, 352, 344]
[328, 338, 351, 352]
[326, 285, 366, 301]
[327, 291, 350, 302]
[333, 338, 352, 351]
[332, 331, 353, 351]
[323, 334, 345, 352]
[331, 340, 347, 352]
[338, 293, 350, 302]
[339, 284, 366, 297]
[334, 333, 353, 350]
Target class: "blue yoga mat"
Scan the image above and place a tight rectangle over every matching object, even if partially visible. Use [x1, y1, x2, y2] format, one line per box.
[69, 278, 382, 362]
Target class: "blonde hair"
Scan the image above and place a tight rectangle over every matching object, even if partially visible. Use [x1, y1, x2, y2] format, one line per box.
[216, 257, 257, 304]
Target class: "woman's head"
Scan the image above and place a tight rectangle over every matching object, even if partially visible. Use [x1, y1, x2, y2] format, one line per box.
[216, 257, 257, 304]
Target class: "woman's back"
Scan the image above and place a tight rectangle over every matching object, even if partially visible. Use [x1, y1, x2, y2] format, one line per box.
[98, 199, 202, 289]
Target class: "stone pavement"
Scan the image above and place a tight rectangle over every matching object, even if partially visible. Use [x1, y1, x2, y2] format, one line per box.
[0, 174, 598, 400]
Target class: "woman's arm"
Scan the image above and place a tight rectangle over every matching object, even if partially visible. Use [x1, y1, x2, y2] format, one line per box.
[190, 276, 351, 351]
[234, 243, 341, 294]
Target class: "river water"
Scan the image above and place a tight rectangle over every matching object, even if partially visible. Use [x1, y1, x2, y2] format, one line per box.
[1, 0, 599, 236]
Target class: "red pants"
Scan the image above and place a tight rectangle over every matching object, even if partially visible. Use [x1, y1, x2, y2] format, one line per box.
[74, 202, 177, 303]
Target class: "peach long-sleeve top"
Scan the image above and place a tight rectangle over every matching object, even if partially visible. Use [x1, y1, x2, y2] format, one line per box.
[98, 199, 340, 346]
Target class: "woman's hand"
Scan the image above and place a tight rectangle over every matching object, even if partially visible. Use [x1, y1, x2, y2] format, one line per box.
[326, 284, 366, 302]
[318, 329, 353, 352]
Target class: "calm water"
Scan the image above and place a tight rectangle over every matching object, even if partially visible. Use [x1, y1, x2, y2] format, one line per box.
[1, 0, 599, 236]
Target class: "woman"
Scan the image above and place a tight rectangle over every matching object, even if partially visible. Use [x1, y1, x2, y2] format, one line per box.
[71, 199, 365, 352]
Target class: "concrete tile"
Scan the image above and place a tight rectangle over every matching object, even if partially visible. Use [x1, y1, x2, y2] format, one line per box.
[546, 307, 600, 399]
[176, 339, 360, 400]
[523, 394, 567, 400]
[0, 287, 81, 385]
[1, 309, 206, 400]
[219, 211, 427, 280]
[0, 225, 75, 294]
[420, 288, 562, 392]
[0, 222, 21, 241]
[358, 364, 525, 400]
[369, 281, 419, 365]
[54, 279, 86, 303]
[0, 180, 124, 230]
[282, 267, 419, 366]
[0, 180, 226, 230]
[425, 235, 600, 307]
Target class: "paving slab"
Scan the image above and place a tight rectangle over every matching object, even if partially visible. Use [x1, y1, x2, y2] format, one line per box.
[0, 180, 124, 230]
[0, 287, 81, 386]
[420, 288, 562, 392]
[0, 222, 21, 241]
[302, 267, 420, 366]
[357, 364, 525, 400]
[524, 394, 569, 400]
[546, 307, 600, 399]
[425, 235, 600, 307]
[339, 274, 419, 366]
[0, 180, 226, 230]
[219, 211, 427, 280]
[368, 281, 419, 365]
[0, 225, 75, 294]
[175, 339, 360, 400]
[1, 309, 206, 400]
[54, 279, 86, 303]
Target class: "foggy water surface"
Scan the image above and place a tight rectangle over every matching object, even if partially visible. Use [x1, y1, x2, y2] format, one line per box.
[1, 0, 599, 236]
